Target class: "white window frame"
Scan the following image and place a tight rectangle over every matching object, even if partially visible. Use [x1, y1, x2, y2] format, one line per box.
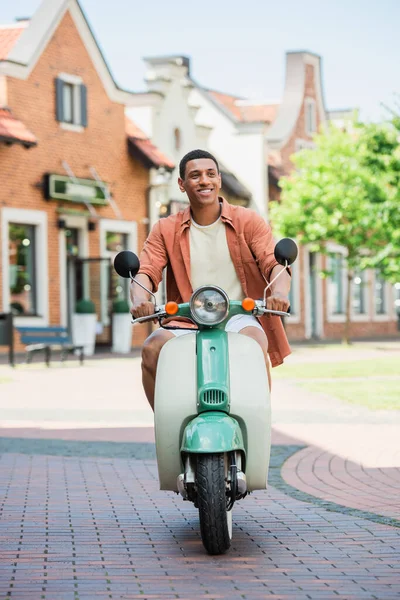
[372, 270, 390, 321]
[59, 215, 89, 327]
[58, 72, 84, 133]
[305, 97, 317, 137]
[350, 269, 371, 322]
[1, 208, 49, 327]
[303, 247, 324, 338]
[326, 243, 347, 323]
[287, 249, 301, 325]
[99, 219, 138, 325]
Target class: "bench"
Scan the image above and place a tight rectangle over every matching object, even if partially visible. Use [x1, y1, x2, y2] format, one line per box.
[16, 326, 84, 366]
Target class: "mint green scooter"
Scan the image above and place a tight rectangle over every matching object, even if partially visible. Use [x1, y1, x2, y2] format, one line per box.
[114, 238, 297, 554]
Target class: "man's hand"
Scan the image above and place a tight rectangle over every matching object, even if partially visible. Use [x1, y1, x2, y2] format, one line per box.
[266, 291, 290, 313]
[130, 299, 156, 320]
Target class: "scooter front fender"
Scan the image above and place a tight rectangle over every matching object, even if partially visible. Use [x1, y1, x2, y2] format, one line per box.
[181, 412, 245, 454]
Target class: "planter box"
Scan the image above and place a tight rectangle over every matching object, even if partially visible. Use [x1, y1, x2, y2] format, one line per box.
[112, 313, 132, 354]
[71, 313, 97, 356]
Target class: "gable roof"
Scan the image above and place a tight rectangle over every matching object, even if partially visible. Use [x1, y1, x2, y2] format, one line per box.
[0, 0, 161, 107]
[126, 117, 174, 171]
[0, 24, 27, 60]
[208, 90, 279, 124]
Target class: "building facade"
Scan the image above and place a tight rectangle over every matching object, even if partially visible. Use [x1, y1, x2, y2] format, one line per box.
[128, 51, 398, 341]
[0, 0, 173, 353]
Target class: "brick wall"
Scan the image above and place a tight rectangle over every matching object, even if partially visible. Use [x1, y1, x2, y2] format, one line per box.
[0, 10, 150, 352]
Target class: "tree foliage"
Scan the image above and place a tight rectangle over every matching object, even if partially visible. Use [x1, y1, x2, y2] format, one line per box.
[270, 116, 400, 341]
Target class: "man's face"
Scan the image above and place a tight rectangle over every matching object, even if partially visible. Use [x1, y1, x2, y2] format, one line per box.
[178, 158, 221, 207]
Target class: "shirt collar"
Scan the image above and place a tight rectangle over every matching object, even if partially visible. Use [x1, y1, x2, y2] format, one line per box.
[181, 197, 234, 228]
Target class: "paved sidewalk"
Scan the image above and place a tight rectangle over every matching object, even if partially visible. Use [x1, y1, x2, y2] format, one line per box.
[0, 341, 399, 598]
[1, 446, 399, 600]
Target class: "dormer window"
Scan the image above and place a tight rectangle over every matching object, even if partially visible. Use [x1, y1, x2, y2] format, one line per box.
[55, 74, 87, 131]
[305, 97, 317, 136]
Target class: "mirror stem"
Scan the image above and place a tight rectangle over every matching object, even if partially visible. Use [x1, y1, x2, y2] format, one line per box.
[263, 260, 288, 305]
[130, 273, 157, 304]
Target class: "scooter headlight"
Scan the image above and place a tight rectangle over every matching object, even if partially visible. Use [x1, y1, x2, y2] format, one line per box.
[190, 286, 229, 326]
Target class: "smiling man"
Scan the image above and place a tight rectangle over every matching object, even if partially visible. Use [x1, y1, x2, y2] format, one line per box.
[131, 149, 292, 409]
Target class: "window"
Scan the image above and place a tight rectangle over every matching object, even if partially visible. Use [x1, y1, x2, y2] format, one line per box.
[288, 262, 300, 319]
[65, 227, 80, 257]
[8, 224, 37, 316]
[288, 267, 296, 315]
[374, 270, 387, 314]
[395, 282, 400, 316]
[352, 271, 367, 315]
[305, 98, 317, 136]
[106, 232, 129, 303]
[328, 253, 345, 314]
[56, 75, 87, 128]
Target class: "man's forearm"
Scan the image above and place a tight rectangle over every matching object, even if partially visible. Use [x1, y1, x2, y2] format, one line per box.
[130, 273, 153, 303]
[269, 265, 291, 296]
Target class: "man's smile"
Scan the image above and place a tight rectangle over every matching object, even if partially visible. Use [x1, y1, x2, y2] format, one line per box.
[197, 188, 214, 196]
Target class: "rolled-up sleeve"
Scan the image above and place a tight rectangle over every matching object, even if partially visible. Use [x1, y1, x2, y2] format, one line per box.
[138, 220, 168, 292]
[248, 214, 291, 282]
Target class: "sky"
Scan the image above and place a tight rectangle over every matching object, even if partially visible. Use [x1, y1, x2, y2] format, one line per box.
[1, 0, 399, 121]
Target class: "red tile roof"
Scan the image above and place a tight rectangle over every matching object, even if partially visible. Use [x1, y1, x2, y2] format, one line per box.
[125, 117, 174, 170]
[0, 108, 37, 147]
[0, 24, 26, 60]
[209, 90, 279, 124]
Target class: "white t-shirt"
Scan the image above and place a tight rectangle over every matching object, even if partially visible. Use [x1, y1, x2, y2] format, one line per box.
[189, 216, 244, 301]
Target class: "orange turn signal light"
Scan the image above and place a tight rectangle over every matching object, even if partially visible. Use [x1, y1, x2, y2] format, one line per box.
[165, 301, 179, 316]
[242, 297, 255, 312]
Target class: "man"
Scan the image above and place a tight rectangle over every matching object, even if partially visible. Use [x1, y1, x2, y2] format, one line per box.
[131, 149, 291, 410]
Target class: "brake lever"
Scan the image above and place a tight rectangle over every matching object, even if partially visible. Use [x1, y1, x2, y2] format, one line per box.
[131, 308, 166, 325]
[254, 300, 290, 318]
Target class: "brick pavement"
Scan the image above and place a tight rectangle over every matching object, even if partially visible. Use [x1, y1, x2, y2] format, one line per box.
[0, 446, 399, 600]
[282, 445, 400, 520]
[0, 342, 400, 598]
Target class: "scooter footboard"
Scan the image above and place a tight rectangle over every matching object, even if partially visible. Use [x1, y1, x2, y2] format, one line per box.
[228, 333, 271, 491]
[154, 335, 197, 491]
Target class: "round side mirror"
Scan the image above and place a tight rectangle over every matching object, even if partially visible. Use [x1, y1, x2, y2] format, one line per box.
[114, 251, 140, 279]
[274, 238, 298, 266]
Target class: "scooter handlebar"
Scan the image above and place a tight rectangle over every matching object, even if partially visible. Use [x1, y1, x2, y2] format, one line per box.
[253, 300, 290, 318]
[131, 306, 166, 325]
[130, 302, 290, 325]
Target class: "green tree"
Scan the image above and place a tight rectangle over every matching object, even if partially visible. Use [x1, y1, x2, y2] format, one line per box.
[270, 122, 393, 343]
[357, 116, 400, 283]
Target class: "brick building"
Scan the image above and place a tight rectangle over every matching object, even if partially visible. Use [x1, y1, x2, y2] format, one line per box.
[0, 0, 174, 354]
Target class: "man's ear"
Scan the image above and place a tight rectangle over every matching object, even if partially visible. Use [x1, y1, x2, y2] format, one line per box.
[178, 177, 185, 193]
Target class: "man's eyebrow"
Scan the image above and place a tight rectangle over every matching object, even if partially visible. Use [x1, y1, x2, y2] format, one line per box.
[188, 167, 217, 174]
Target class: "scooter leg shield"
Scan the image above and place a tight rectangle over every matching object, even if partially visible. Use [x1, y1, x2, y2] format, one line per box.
[181, 412, 245, 454]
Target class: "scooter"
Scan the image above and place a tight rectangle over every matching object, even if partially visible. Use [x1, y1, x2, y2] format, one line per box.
[114, 238, 298, 555]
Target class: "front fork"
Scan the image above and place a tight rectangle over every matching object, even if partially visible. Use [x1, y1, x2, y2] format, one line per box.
[177, 451, 247, 506]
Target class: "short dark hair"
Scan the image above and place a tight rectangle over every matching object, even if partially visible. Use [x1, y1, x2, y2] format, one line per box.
[179, 149, 219, 179]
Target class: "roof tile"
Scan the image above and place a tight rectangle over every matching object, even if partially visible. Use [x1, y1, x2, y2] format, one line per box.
[125, 117, 174, 170]
[0, 108, 37, 146]
[209, 90, 279, 124]
[0, 25, 26, 60]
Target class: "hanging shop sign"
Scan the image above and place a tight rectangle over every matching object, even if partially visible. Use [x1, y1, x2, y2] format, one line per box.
[44, 174, 109, 206]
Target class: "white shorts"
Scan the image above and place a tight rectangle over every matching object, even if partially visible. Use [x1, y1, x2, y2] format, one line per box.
[171, 314, 264, 337]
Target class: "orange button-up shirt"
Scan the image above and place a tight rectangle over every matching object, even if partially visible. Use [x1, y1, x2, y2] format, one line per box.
[138, 197, 291, 367]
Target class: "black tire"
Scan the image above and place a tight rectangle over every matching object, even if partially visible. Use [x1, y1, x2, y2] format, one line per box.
[197, 453, 231, 555]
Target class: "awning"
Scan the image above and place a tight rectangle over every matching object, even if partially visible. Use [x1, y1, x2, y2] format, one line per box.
[0, 108, 37, 147]
[126, 117, 174, 171]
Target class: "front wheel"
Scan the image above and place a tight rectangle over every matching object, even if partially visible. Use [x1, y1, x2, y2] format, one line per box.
[197, 453, 232, 555]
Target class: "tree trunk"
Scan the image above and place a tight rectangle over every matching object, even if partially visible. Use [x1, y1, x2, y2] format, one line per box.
[344, 271, 353, 345]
